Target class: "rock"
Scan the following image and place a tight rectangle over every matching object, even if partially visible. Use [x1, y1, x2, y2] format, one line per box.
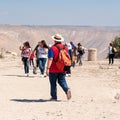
[6, 51, 17, 56]
[114, 93, 120, 100]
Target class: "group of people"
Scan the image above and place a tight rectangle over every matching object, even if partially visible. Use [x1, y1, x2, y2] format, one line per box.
[19, 36, 86, 78]
[19, 33, 118, 101]
[19, 40, 48, 77]
[20, 34, 83, 101]
[19, 33, 86, 101]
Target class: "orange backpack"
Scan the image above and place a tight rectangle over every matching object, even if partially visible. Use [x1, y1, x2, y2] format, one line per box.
[54, 45, 71, 71]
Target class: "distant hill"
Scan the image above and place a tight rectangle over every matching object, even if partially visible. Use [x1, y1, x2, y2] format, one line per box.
[0, 25, 120, 59]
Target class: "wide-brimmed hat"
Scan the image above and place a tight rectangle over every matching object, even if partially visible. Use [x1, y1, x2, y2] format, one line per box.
[52, 34, 64, 42]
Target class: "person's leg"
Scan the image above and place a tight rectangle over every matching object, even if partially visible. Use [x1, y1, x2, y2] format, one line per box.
[109, 54, 111, 64]
[67, 66, 71, 74]
[38, 58, 43, 74]
[23, 61, 27, 73]
[79, 55, 82, 65]
[42, 58, 47, 75]
[23, 58, 29, 75]
[22, 57, 26, 74]
[111, 54, 114, 64]
[58, 73, 71, 100]
[29, 60, 31, 66]
[36, 58, 39, 67]
[58, 73, 69, 93]
[77, 54, 80, 63]
[49, 73, 58, 100]
[26, 60, 29, 74]
[65, 66, 71, 77]
[24, 58, 28, 74]
[31, 59, 34, 67]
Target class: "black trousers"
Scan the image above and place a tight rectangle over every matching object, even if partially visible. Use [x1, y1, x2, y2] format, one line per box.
[109, 54, 115, 64]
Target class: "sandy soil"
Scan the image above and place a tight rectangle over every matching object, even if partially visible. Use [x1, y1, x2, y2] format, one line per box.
[0, 57, 120, 120]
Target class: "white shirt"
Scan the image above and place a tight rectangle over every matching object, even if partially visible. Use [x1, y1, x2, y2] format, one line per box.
[109, 46, 113, 54]
[67, 43, 72, 50]
[37, 46, 48, 58]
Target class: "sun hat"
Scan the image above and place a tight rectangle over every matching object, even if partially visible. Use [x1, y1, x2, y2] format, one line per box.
[52, 34, 64, 42]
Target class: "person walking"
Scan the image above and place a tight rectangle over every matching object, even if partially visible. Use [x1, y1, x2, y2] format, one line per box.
[33, 42, 40, 68]
[108, 43, 115, 65]
[70, 41, 77, 67]
[29, 51, 35, 67]
[65, 42, 72, 77]
[77, 43, 85, 65]
[37, 40, 48, 77]
[46, 34, 71, 101]
[32, 42, 40, 74]
[20, 41, 31, 77]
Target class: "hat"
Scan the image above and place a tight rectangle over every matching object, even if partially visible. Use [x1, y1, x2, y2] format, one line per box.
[52, 34, 64, 42]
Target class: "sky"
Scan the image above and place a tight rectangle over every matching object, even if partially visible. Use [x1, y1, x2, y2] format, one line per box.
[0, 0, 120, 26]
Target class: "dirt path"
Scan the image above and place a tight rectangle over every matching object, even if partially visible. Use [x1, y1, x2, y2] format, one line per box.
[0, 58, 120, 120]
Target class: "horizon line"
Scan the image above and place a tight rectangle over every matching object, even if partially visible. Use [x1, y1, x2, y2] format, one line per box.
[0, 24, 120, 28]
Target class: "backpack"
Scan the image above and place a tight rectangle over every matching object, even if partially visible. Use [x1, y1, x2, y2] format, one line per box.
[78, 48, 85, 55]
[112, 47, 117, 54]
[54, 45, 71, 71]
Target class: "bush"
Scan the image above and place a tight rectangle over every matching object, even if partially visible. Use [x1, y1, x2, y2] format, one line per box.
[112, 36, 120, 58]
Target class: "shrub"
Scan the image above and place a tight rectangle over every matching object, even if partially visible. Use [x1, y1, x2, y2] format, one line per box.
[112, 36, 120, 58]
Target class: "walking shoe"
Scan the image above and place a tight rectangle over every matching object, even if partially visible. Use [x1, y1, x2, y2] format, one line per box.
[40, 74, 44, 78]
[68, 74, 71, 77]
[49, 98, 57, 101]
[66, 74, 69, 77]
[66, 89, 71, 100]
[24, 74, 28, 77]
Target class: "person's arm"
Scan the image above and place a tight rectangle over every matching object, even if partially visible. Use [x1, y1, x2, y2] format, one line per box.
[33, 45, 38, 54]
[46, 48, 53, 76]
[46, 58, 53, 76]
[19, 46, 23, 51]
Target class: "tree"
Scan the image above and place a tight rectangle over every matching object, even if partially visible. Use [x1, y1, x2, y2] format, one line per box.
[112, 36, 120, 58]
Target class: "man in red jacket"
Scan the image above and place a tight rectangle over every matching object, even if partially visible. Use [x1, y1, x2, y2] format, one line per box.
[46, 34, 71, 101]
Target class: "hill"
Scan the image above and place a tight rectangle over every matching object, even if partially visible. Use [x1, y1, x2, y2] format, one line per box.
[0, 25, 120, 59]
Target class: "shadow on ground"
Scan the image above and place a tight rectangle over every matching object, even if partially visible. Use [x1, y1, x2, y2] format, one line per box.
[2, 74, 36, 78]
[10, 99, 61, 103]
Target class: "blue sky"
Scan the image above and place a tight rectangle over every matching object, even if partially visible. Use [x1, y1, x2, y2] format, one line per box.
[0, 0, 120, 26]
